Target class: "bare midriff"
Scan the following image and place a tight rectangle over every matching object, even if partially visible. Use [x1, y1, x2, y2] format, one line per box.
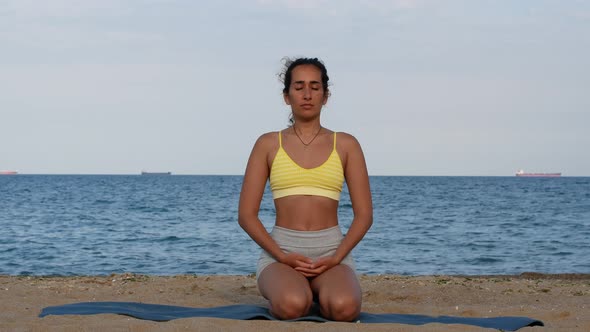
[274, 195, 339, 231]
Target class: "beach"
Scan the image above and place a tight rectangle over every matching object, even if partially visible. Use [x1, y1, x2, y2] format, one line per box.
[1, 273, 588, 331]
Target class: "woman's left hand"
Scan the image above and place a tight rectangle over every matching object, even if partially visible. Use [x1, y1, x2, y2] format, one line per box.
[294, 255, 339, 277]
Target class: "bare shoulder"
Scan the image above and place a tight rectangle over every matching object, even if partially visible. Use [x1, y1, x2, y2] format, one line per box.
[336, 131, 363, 151]
[253, 131, 279, 151]
[256, 131, 278, 143]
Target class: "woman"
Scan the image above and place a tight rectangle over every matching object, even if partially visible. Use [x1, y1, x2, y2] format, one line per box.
[238, 57, 373, 321]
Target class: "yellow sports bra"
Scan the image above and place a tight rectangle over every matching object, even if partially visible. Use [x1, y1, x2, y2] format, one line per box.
[269, 131, 344, 201]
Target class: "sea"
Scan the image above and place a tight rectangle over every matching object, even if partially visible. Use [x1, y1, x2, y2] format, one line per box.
[0, 175, 588, 277]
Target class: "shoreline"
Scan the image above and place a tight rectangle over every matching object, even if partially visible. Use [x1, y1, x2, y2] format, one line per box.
[2, 273, 588, 331]
[5, 271, 589, 278]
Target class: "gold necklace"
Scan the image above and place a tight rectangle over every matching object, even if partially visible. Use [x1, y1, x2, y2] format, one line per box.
[293, 125, 322, 148]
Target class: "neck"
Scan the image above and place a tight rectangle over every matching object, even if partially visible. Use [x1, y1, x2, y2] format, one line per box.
[292, 121, 321, 136]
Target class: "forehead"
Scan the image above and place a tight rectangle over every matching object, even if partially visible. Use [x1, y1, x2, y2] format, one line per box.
[291, 64, 322, 82]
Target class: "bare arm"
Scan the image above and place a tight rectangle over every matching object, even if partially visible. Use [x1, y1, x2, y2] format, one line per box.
[238, 134, 283, 259]
[332, 133, 373, 263]
[238, 133, 312, 267]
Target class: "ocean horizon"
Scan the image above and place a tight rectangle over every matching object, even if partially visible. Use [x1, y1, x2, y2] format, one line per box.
[1, 175, 588, 276]
[2, 173, 585, 176]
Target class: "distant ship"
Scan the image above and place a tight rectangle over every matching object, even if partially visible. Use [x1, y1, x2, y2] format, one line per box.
[0, 170, 18, 175]
[516, 170, 561, 177]
[141, 171, 172, 176]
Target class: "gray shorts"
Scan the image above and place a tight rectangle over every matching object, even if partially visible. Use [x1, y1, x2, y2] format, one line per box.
[256, 225, 357, 280]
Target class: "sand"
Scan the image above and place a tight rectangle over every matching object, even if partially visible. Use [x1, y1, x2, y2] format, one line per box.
[1, 273, 588, 331]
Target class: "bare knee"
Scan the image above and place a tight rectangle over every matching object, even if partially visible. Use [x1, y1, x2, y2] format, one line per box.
[320, 294, 361, 322]
[270, 291, 313, 320]
[258, 263, 314, 320]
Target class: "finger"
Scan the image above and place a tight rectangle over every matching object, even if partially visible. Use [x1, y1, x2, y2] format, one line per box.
[294, 269, 316, 277]
[308, 266, 328, 274]
[296, 266, 325, 275]
[295, 260, 314, 268]
[292, 254, 313, 264]
[309, 262, 328, 270]
[310, 257, 330, 269]
[300, 257, 314, 264]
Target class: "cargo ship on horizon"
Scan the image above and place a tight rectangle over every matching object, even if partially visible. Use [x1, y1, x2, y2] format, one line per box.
[0, 170, 18, 175]
[141, 171, 172, 176]
[516, 169, 561, 177]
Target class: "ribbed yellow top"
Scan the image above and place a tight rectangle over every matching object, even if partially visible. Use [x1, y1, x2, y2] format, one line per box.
[270, 131, 344, 201]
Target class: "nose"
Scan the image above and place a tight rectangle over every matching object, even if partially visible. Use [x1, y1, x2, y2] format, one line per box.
[303, 87, 312, 100]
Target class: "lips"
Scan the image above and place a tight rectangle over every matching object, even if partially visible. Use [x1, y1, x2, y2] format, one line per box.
[301, 104, 313, 109]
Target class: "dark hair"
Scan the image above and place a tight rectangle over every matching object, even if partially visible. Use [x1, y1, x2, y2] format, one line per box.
[279, 57, 330, 96]
[279, 57, 330, 125]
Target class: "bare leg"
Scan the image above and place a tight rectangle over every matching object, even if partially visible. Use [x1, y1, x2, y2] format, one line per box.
[311, 264, 361, 321]
[257, 262, 313, 320]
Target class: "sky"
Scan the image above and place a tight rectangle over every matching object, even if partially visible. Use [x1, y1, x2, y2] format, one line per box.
[1, 0, 589, 176]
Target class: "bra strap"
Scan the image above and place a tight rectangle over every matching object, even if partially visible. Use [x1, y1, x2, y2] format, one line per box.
[333, 132, 337, 151]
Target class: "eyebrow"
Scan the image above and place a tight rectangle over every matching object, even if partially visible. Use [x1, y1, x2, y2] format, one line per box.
[293, 80, 321, 85]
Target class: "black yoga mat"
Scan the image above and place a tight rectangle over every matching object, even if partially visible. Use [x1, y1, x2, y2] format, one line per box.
[39, 301, 543, 330]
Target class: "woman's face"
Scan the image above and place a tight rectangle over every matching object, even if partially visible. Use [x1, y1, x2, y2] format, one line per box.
[284, 64, 328, 121]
